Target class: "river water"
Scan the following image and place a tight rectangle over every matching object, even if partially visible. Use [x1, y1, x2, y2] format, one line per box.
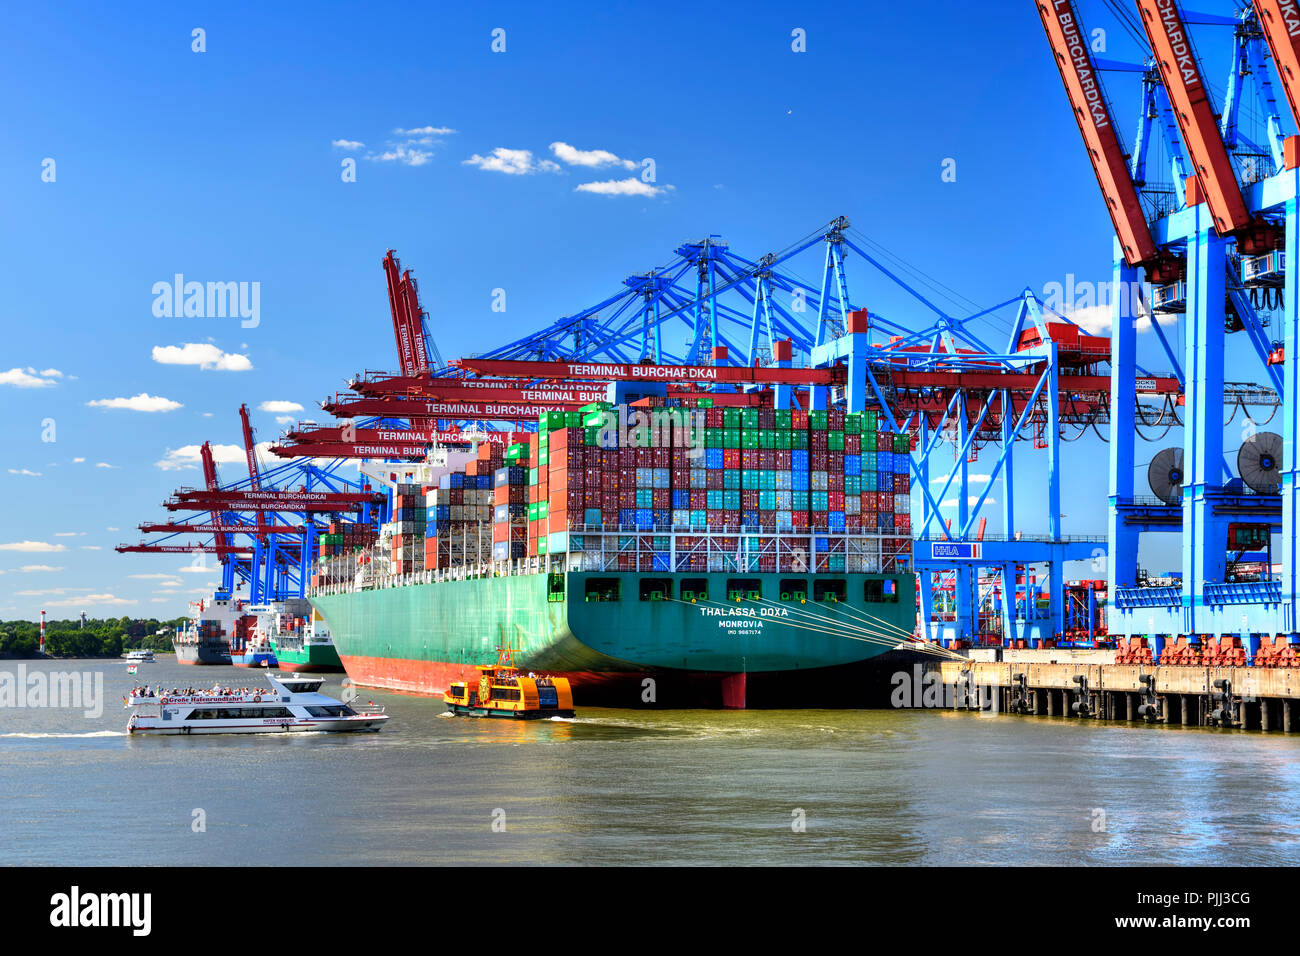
[1, 658, 1297, 866]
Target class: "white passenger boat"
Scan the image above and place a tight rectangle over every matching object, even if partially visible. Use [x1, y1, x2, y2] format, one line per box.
[124, 674, 388, 735]
[123, 649, 155, 663]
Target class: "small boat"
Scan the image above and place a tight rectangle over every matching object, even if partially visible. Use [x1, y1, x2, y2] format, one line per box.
[444, 647, 575, 719]
[124, 674, 389, 735]
[123, 649, 155, 663]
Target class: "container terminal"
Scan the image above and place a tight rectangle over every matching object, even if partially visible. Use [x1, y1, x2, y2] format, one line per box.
[113, 2, 1300, 721]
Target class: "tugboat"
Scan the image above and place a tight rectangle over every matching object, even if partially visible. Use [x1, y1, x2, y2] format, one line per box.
[443, 647, 575, 719]
[124, 673, 388, 735]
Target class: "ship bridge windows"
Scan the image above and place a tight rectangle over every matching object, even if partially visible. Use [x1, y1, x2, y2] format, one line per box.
[864, 577, 899, 604]
[726, 578, 762, 602]
[639, 578, 673, 602]
[779, 578, 808, 602]
[680, 577, 708, 602]
[547, 572, 566, 603]
[814, 580, 847, 604]
[584, 578, 621, 602]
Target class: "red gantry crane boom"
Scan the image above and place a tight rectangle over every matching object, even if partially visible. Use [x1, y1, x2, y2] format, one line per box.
[1254, 1, 1300, 134]
[1135, 0, 1273, 250]
[1035, 0, 1176, 275]
[238, 403, 268, 542]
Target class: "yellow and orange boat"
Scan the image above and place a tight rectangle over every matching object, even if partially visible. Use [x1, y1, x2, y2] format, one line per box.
[443, 647, 575, 719]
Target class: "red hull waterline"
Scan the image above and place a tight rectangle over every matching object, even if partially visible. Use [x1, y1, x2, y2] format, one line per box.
[338, 655, 752, 709]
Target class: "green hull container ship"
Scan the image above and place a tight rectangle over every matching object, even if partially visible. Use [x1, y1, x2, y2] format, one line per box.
[310, 569, 917, 708]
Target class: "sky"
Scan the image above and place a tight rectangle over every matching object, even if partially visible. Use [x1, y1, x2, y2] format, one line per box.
[0, 1, 1277, 620]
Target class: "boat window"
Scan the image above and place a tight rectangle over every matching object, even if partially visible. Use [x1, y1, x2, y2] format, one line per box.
[305, 705, 353, 717]
[584, 578, 620, 602]
[489, 687, 522, 702]
[679, 577, 708, 601]
[638, 578, 673, 602]
[726, 578, 761, 602]
[814, 580, 847, 603]
[184, 706, 294, 719]
[864, 578, 899, 604]
[779, 578, 807, 602]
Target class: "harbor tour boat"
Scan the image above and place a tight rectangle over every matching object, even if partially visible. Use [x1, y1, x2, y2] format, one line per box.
[124, 674, 388, 735]
[123, 649, 155, 663]
[444, 647, 575, 719]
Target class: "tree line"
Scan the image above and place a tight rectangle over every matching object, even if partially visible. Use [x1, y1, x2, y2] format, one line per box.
[0, 616, 187, 658]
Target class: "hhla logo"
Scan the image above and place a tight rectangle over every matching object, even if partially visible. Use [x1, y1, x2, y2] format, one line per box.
[0, 664, 103, 718]
[151, 274, 260, 328]
[49, 886, 151, 936]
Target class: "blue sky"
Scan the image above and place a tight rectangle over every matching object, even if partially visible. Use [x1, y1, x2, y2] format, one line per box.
[0, 1, 1269, 619]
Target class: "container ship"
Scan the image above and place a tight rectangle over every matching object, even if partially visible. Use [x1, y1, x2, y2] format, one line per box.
[172, 593, 244, 665]
[310, 402, 917, 707]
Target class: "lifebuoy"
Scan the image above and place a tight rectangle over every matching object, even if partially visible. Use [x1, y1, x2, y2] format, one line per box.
[253, 695, 262, 702]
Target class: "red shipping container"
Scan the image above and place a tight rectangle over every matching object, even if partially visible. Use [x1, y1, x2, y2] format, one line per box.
[652, 448, 670, 468]
[551, 427, 571, 451]
[602, 450, 620, 471]
[741, 490, 759, 510]
[723, 449, 741, 469]
[846, 514, 862, 531]
[672, 448, 690, 469]
[878, 495, 894, 514]
[689, 489, 707, 510]
[810, 431, 829, 451]
[792, 409, 808, 429]
[895, 514, 911, 533]
[792, 510, 809, 528]
[549, 447, 570, 472]
[707, 509, 725, 526]
[619, 490, 636, 509]
[759, 450, 776, 470]
[844, 434, 861, 454]
[706, 408, 725, 428]
[828, 409, 844, 429]
[706, 469, 725, 489]
[601, 507, 618, 524]
[828, 472, 844, 492]
[741, 449, 759, 469]
[672, 468, 690, 487]
[775, 449, 792, 470]
[828, 451, 844, 471]
[582, 490, 600, 509]
[603, 491, 620, 511]
[492, 523, 510, 544]
[634, 448, 650, 467]
[603, 473, 620, 493]
[651, 489, 670, 509]
[829, 491, 845, 510]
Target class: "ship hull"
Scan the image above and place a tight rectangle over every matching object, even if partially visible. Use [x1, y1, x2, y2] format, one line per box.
[312, 570, 917, 708]
[272, 642, 344, 673]
[231, 651, 277, 668]
[174, 642, 232, 666]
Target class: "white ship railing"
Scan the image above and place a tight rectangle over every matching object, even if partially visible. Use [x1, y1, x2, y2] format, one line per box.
[307, 525, 912, 597]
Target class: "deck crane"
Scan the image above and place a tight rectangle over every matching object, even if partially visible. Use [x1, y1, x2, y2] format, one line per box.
[1134, 0, 1282, 254]
[1034, 0, 1181, 280]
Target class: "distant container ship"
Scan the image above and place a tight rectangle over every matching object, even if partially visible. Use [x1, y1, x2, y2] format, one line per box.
[311, 403, 917, 707]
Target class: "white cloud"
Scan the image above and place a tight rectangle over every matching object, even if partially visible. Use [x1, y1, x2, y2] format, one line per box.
[87, 393, 183, 412]
[0, 367, 60, 388]
[152, 343, 253, 371]
[19, 565, 63, 572]
[46, 593, 137, 608]
[71, 457, 85, 463]
[275, 415, 295, 424]
[370, 145, 432, 166]
[7, 468, 41, 477]
[396, 126, 456, 137]
[575, 178, 672, 198]
[331, 138, 365, 150]
[259, 400, 303, 413]
[129, 573, 179, 580]
[463, 147, 560, 175]
[155, 441, 273, 471]
[95, 462, 119, 469]
[930, 474, 991, 485]
[105, 526, 119, 532]
[0, 541, 67, 552]
[150, 598, 170, 603]
[177, 565, 216, 574]
[940, 496, 998, 508]
[53, 532, 84, 537]
[80, 545, 102, 551]
[549, 141, 637, 170]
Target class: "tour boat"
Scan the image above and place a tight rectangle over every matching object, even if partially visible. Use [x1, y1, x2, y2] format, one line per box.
[124, 674, 388, 735]
[123, 649, 155, 663]
[443, 647, 575, 719]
